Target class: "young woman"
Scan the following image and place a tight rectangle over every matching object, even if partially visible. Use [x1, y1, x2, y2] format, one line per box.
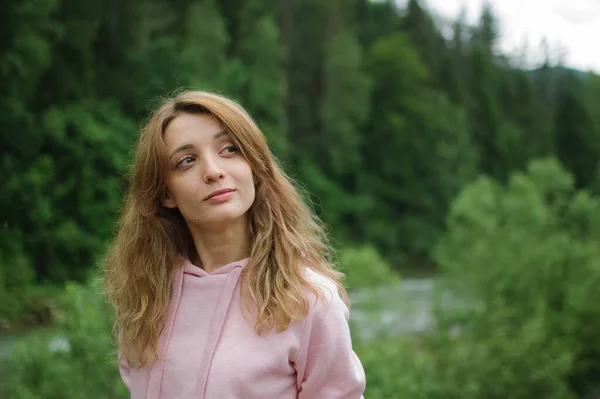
[104, 90, 366, 399]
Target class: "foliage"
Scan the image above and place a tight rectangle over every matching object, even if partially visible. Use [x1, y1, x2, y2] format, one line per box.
[3, 278, 127, 399]
[354, 336, 437, 399]
[3, 0, 600, 286]
[432, 157, 600, 397]
[307, 28, 372, 240]
[361, 33, 478, 265]
[351, 158, 600, 399]
[338, 245, 398, 290]
[232, 10, 288, 158]
[0, 248, 36, 324]
[554, 72, 599, 189]
[3, 0, 600, 396]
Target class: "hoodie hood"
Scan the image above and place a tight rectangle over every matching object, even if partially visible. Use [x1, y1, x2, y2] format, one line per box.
[183, 257, 250, 277]
[146, 257, 250, 399]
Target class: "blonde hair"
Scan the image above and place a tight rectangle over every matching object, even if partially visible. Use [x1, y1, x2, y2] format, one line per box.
[103, 90, 348, 368]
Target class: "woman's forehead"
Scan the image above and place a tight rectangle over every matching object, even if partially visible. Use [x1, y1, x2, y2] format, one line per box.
[164, 113, 229, 147]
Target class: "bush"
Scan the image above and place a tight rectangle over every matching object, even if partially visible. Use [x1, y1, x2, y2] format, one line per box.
[3, 277, 127, 399]
[353, 158, 599, 399]
[430, 157, 600, 398]
[0, 239, 64, 328]
[0, 247, 36, 325]
[355, 335, 437, 399]
[427, 309, 575, 399]
[338, 244, 399, 290]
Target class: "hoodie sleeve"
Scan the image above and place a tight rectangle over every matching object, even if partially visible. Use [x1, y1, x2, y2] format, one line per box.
[294, 274, 366, 399]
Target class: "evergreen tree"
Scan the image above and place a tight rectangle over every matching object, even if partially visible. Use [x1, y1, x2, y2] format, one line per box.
[362, 33, 478, 266]
[319, 30, 371, 179]
[182, 0, 231, 91]
[2, 0, 600, 302]
[471, 1, 499, 47]
[554, 72, 598, 188]
[466, 3, 504, 178]
[282, 0, 329, 165]
[233, 5, 288, 157]
[308, 29, 371, 241]
[356, 0, 403, 47]
[440, 10, 472, 107]
[497, 69, 554, 171]
[402, 0, 448, 89]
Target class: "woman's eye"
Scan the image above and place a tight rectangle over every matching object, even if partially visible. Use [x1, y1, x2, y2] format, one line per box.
[221, 145, 238, 155]
[176, 156, 194, 168]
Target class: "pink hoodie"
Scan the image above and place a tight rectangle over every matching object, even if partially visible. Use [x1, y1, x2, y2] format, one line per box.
[118, 258, 366, 398]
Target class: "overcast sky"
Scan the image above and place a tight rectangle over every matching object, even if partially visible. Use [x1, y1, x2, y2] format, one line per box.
[405, 0, 600, 72]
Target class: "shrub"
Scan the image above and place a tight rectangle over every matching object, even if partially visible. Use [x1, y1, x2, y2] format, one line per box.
[0, 240, 62, 328]
[0, 248, 36, 325]
[3, 277, 127, 399]
[338, 244, 399, 290]
[354, 335, 437, 399]
[430, 157, 600, 398]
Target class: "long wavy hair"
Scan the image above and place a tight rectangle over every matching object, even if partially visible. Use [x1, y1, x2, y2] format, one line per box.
[103, 90, 348, 368]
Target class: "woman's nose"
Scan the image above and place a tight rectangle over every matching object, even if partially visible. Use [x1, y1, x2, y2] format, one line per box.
[202, 157, 225, 183]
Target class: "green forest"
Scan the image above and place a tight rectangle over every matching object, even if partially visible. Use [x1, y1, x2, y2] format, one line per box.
[2, 0, 600, 397]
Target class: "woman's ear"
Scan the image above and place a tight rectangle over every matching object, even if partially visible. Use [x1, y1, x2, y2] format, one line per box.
[163, 191, 177, 209]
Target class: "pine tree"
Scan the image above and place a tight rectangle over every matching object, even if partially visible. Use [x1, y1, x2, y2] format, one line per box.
[306, 29, 372, 241]
[402, 0, 448, 89]
[466, 2, 504, 178]
[232, 5, 288, 158]
[282, 0, 329, 164]
[554, 72, 598, 188]
[320, 30, 371, 178]
[182, 0, 231, 91]
[362, 33, 478, 266]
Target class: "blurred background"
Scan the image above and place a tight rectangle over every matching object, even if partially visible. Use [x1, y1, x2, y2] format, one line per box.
[2, 0, 600, 397]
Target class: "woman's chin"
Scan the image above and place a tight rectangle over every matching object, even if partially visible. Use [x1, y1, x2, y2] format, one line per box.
[196, 212, 248, 231]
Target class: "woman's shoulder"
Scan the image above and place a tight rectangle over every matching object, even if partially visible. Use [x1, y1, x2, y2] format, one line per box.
[302, 266, 338, 294]
[301, 266, 348, 316]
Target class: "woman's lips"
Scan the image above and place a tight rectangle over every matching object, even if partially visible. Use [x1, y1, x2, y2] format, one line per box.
[204, 188, 236, 202]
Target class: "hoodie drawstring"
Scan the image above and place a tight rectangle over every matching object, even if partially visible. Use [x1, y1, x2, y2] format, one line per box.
[195, 265, 243, 398]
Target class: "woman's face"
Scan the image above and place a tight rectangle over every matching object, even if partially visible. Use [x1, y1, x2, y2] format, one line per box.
[163, 113, 255, 231]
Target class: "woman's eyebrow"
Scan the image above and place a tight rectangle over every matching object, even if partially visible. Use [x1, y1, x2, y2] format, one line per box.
[169, 131, 229, 159]
[213, 131, 228, 140]
[169, 144, 194, 159]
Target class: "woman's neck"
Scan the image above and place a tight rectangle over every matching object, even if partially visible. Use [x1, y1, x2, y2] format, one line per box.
[189, 218, 250, 273]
